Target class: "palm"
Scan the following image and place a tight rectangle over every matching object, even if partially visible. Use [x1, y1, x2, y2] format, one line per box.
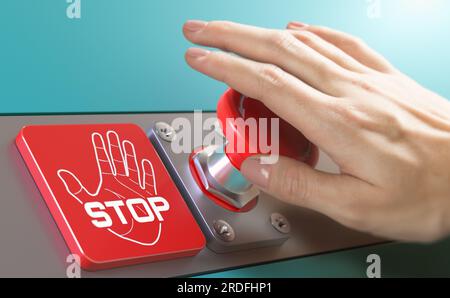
[57, 130, 161, 246]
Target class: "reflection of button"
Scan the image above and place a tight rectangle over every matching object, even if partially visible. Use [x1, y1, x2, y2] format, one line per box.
[217, 89, 319, 170]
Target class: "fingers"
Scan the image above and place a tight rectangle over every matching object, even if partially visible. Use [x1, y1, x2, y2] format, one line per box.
[57, 169, 91, 204]
[183, 20, 351, 96]
[185, 48, 338, 148]
[141, 159, 157, 195]
[107, 131, 127, 176]
[92, 133, 114, 175]
[93, 131, 150, 193]
[241, 156, 375, 229]
[287, 29, 371, 74]
[59, 132, 122, 202]
[123, 140, 142, 188]
[288, 23, 396, 73]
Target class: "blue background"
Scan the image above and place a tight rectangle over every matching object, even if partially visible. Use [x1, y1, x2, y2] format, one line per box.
[1, 0, 450, 277]
[1, 0, 450, 114]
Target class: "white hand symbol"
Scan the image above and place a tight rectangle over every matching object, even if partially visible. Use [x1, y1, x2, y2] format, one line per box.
[57, 130, 163, 246]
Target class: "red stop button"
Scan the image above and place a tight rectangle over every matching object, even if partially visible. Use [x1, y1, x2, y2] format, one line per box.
[16, 124, 205, 271]
[217, 89, 319, 170]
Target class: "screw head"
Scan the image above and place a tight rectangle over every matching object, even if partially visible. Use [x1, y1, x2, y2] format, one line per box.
[155, 122, 176, 142]
[270, 213, 291, 234]
[213, 220, 235, 242]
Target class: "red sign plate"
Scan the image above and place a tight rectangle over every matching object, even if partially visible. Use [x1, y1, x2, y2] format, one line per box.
[16, 124, 205, 271]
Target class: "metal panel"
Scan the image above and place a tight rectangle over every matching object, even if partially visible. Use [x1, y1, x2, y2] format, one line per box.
[149, 127, 289, 253]
[0, 113, 384, 277]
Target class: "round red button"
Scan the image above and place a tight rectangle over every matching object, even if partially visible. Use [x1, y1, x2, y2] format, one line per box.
[217, 89, 319, 170]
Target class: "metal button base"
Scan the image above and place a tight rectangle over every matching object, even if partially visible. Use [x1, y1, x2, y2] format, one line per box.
[191, 145, 260, 210]
[150, 122, 290, 253]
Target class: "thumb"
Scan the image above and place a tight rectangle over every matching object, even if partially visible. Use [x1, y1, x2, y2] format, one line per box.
[241, 156, 366, 220]
[57, 169, 89, 204]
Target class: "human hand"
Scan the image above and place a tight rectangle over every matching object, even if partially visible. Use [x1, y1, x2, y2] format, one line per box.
[183, 20, 450, 242]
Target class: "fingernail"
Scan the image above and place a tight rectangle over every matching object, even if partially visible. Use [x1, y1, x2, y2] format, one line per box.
[241, 157, 272, 189]
[186, 47, 210, 58]
[288, 21, 308, 29]
[184, 20, 208, 32]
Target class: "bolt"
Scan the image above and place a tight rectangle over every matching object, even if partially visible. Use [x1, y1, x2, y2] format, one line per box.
[155, 122, 176, 142]
[270, 213, 291, 234]
[213, 220, 235, 242]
